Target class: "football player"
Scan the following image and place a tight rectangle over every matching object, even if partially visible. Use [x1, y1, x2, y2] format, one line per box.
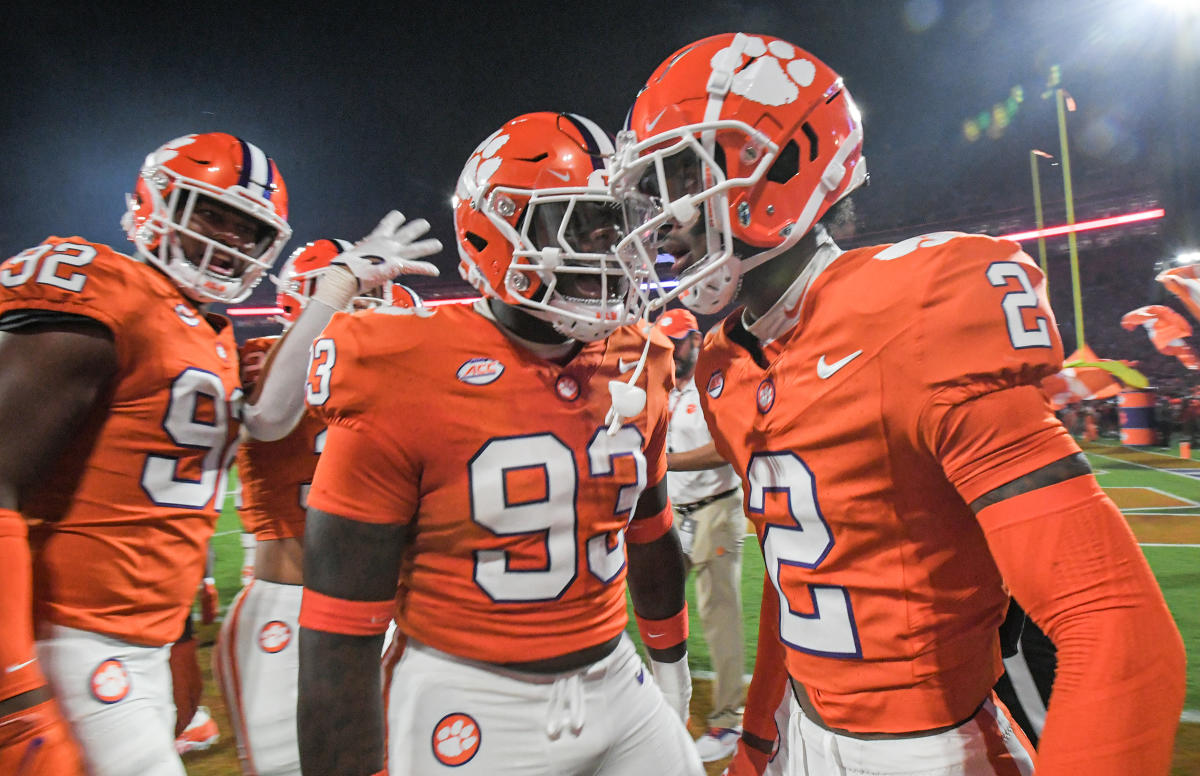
[0, 132, 440, 776]
[613, 33, 1185, 776]
[296, 112, 704, 776]
[215, 237, 427, 776]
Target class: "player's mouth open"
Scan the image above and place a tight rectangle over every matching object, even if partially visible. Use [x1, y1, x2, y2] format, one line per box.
[558, 273, 627, 303]
[207, 252, 243, 278]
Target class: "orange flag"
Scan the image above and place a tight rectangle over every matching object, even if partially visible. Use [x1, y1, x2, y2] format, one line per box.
[1121, 305, 1200, 371]
[1041, 366, 1123, 410]
[1157, 264, 1200, 322]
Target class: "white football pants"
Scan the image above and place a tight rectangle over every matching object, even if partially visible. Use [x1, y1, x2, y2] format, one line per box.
[385, 634, 704, 776]
[35, 622, 183, 776]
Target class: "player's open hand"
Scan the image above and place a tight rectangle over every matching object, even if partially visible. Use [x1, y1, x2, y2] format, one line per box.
[333, 210, 442, 292]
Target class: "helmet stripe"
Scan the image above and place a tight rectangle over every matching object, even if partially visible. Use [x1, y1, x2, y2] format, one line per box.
[237, 138, 272, 200]
[562, 113, 614, 170]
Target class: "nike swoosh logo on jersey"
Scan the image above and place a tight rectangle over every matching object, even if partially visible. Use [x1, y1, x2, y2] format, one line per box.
[546, 168, 571, 182]
[816, 350, 863, 379]
[5, 658, 35, 673]
[645, 108, 668, 133]
[619, 358, 638, 374]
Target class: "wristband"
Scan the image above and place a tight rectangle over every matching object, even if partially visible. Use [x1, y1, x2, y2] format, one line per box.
[635, 604, 688, 650]
[299, 588, 393, 636]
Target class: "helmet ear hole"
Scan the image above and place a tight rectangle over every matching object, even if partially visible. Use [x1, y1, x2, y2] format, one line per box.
[766, 139, 800, 184]
[465, 231, 488, 252]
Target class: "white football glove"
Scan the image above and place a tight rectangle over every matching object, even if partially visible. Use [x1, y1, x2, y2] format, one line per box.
[651, 656, 692, 723]
[333, 210, 442, 292]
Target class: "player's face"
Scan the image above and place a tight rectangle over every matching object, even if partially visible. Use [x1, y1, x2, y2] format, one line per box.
[178, 196, 274, 277]
[627, 149, 708, 276]
[529, 199, 628, 303]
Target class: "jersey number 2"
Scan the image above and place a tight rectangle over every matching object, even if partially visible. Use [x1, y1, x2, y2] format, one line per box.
[749, 452, 861, 658]
[986, 261, 1052, 349]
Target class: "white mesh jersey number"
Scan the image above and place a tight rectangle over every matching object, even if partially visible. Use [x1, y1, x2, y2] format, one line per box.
[986, 261, 1052, 349]
[306, 339, 336, 406]
[470, 428, 647, 602]
[1, 242, 97, 291]
[748, 451, 861, 658]
[141, 368, 237, 509]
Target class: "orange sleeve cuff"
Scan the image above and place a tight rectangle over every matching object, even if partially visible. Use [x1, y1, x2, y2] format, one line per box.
[635, 604, 688, 650]
[299, 588, 394, 636]
[626, 503, 672, 544]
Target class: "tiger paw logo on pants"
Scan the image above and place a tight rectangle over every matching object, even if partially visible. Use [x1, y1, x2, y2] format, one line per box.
[90, 658, 131, 704]
[431, 712, 481, 766]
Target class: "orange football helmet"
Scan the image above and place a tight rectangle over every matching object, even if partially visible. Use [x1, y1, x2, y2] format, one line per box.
[274, 238, 406, 324]
[454, 112, 646, 342]
[122, 132, 292, 304]
[611, 33, 867, 313]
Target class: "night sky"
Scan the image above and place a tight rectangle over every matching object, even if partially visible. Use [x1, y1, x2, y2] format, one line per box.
[3, 0, 1193, 311]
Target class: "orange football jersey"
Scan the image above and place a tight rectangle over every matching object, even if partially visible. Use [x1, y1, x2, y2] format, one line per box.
[698, 233, 1076, 733]
[0, 237, 242, 647]
[306, 302, 674, 664]
[235, 336, 325, 540]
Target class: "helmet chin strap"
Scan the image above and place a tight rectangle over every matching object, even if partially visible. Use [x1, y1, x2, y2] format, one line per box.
[742, 228, 841, 344]
[604, 327, 651, 436]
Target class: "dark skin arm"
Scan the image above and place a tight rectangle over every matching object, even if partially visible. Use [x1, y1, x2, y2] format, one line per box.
[0, 322, 116, 510]
[625, 477, 689, 662]
[0, 322, 115, 718]
[298, 508, 407, 776]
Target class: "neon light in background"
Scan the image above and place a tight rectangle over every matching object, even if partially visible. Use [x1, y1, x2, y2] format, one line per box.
[999, 208, 1164, 242]
[225, 209, 1167, 316]
[226, 307, 283, 317]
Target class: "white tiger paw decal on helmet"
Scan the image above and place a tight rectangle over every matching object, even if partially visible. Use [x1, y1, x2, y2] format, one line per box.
[712, 34, 818, 107]
[455, 131, 510, 204]
[147, 134, 200, 166]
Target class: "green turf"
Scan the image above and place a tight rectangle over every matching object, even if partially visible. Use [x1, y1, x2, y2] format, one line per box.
[1145, 546, 1200, 710]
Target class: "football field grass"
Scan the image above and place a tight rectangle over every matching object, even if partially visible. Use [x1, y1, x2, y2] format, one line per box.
[187, 439, 1200, 774]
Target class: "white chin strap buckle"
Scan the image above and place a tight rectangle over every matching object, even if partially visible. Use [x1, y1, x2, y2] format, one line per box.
[608, 380, 646, 419]
[605, 380, 647, 435]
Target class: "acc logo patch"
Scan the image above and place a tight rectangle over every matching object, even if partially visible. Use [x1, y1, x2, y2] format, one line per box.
[457, 358, 505, 386]
[259, 620, 292, 653]
[90, 658, 130, 704]
[432, 712, 481, 767]
[706, 370, 725, 399]
[756, 378, 775, 414]
[555, 375, 580, 401]
[174, 303, 201, 327]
